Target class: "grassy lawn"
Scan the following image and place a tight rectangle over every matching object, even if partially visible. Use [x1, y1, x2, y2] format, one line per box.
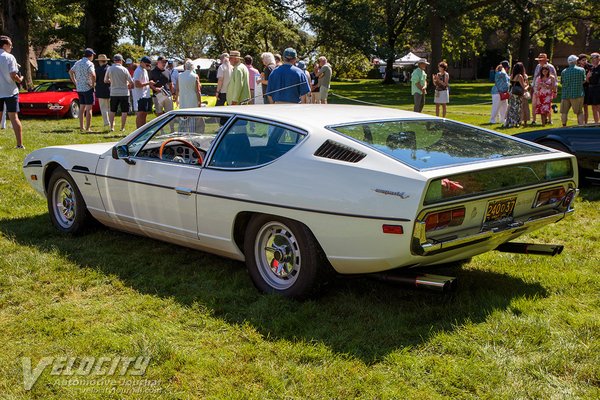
[0, 81, 598, 399]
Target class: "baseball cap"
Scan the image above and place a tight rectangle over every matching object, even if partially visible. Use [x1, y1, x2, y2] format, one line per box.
[167, 59, 174, 64]
[140, 56, 152, 64]
[84, 48, 96, 57]
[591, 53, 600, 59]
[297, 61, 306, 70]
[125, 58, 132, 64]
[113, 54, 123, 62]
[219, 53, 229, 60]
[567, 55, 578, 64]
[501, 60, 510, 69]
[157, 56, 166, 62]
[283, 48, 297, 60]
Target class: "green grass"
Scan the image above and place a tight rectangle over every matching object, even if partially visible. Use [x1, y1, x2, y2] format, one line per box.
[0, 81, 599, 399]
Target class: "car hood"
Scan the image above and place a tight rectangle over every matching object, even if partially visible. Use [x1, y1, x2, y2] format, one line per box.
[44, 142, 118, 156]
[19, 91, 75, 103]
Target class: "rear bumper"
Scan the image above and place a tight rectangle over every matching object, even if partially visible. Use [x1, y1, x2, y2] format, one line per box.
[412, 188, 578, 256]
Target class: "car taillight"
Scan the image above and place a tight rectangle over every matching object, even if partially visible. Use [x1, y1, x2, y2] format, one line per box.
[424, 207, 465, 232]
[533, 187, 565, 208]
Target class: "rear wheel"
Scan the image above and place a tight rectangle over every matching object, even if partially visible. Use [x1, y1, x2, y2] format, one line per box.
[244, 214, 329, 298]
[47, 168, 90, 234]
[67, 100, 80, 119]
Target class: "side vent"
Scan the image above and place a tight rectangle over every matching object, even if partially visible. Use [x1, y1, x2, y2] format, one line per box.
[314, 140, 366, 163]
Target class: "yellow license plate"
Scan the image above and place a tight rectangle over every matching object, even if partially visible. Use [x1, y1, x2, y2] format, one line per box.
[485, 197, 517, 223]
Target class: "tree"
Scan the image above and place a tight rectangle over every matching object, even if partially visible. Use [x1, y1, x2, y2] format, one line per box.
[1, 0, 33, 88]
[83, 0, 120, 56]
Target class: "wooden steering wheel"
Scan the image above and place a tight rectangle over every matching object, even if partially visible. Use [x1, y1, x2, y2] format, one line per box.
[158, 138, 204, 164]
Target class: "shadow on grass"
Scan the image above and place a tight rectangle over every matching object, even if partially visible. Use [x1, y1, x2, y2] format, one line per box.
[0, 214, 548, 363]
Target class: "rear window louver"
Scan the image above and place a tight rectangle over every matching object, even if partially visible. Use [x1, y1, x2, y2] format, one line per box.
[314, 140, 366, 163]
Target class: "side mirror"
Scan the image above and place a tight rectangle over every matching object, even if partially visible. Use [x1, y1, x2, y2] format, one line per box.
[112, 145, 135, 165]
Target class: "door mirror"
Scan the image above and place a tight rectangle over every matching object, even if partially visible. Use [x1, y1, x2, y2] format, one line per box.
[112, 145, 136, 165]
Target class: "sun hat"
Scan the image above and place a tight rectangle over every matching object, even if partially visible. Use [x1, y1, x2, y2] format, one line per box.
[96, 54, 109, 62]
[229, 51, 241, 58]
[219, 53, 229, 60]
[416, 58, 429, 65]
[534, 53, 548, 61]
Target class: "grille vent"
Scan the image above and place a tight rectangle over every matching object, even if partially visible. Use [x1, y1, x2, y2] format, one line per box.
[314, 140, 366, 163]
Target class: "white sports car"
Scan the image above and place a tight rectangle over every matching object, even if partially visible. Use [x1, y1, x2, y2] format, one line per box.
[23, 105, 578, 297]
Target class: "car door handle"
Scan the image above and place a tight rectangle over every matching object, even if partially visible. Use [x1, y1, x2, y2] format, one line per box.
[175, 187, 193, 196]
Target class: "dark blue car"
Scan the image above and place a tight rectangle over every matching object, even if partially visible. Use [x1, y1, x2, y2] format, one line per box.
[514, 124, 600, 184]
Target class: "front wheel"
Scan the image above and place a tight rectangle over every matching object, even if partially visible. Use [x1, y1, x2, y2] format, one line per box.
[47, 168, 90, 234]
[244, 215, 329, 298]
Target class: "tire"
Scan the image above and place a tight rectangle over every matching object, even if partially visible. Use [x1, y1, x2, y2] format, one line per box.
[538, 140, 570, 153]
[244, 214, 330, 299]
[67, 100, 80, 119]
[47, 168, 91, 234]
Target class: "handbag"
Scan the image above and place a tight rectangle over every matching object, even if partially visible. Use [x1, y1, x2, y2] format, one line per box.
[511, 82, 524, 96]
[499, 91, 510, 101]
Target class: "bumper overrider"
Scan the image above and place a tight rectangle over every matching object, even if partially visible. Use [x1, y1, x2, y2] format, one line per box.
[411, 188, 578, 256]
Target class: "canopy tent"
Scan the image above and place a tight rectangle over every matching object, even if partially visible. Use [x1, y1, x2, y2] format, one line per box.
[376, 52, 422, 68]
[175, 58, 216, 72]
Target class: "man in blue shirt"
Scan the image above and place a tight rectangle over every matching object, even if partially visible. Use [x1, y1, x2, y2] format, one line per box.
[266, 48, 310, 104]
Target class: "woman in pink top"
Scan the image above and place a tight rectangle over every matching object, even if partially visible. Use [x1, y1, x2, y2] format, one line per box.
[534, 65, 556, 126]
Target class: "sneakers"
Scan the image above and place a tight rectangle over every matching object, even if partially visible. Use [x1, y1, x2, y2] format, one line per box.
[15, 145, 25, 149]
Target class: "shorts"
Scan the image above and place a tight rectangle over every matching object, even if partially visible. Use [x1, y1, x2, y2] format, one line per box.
[77, 89, 95, 105]
[136, 97, 152, 113]
[110, 96, 130, 113]
[153, 93, 173, 113]
[589, 85, 600, 106]
[560, 97, 583, 115]
[319, 86, 329, 101]
[0, 94, 19, 112]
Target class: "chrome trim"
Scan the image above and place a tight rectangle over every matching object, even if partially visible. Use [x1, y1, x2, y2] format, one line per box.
[411, 188, 578, 256]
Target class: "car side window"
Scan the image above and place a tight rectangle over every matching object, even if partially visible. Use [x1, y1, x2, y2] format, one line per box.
[128, 114, 229, 165]
[209, 118, 305, 169]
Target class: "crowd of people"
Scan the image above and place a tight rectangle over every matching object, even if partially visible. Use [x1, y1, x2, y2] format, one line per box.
[2, 32, 600, 149]
[489, 52, 600, 128]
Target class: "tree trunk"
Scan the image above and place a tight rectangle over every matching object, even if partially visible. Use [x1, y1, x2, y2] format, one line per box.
[429, 2, 444, 84]
[518, 13, 531, 65]
[84, 0, 119, 56]
[382, 31, 396, 85]
[544, 28, 555, 62]
[2, 0, 32, 89]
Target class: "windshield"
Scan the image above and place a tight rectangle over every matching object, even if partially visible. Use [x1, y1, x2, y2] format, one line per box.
[331, 119, 546, 170]
[33, 82, 74, 92]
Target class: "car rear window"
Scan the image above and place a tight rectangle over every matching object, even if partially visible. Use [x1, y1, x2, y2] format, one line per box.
[331, 119, 546, 170]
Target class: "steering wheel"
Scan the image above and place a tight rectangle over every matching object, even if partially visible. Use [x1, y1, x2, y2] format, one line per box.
[158, 138, 204, 164]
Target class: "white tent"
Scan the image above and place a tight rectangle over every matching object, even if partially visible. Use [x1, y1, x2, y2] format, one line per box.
[394, 52, 422, 67]
[175, 58, 216, 72]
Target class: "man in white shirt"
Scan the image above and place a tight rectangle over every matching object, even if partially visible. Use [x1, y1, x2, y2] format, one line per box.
[133, 56, 154, 128]
[0, 35, 24, 148]
[105, 54, 134, 131]
[69, 48, 96, 132]
[215, 53, 233, 106]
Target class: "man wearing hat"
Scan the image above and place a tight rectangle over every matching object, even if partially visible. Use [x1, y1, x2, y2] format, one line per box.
[149, 56, 174, 115]
[215, 53, 233, 106]
[226, 51, 250, 105]
[133, 56, 154, 128]
[104, 54, 134, 131]
[69, 48, 96, 132]
[560, 55, 586, 126]
[411, 58, 429, 113]
[266, 48, 310, 104]
[95, 54, 111, 127]
[531, 53, 557, 125]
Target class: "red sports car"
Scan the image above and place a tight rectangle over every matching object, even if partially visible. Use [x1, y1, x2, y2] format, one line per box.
[18, 81, 100, 119]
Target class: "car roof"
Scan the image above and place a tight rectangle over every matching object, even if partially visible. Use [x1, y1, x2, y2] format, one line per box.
[172, 104, 434, 130]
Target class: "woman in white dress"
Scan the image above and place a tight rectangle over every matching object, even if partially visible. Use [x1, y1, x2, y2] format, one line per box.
[176, 59, 202, 109]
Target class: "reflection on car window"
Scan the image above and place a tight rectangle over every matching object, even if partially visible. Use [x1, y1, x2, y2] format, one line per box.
[333, 120, 546, 170]
[209, 119, 305, 168]
[130, 114, 229, 165]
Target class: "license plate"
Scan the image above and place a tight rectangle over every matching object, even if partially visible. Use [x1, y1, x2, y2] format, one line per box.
[485, 197, 517, 223]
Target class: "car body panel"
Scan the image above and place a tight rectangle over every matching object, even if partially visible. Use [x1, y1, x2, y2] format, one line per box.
[24, 105, 579, 276]
[19, 81, 100, 117]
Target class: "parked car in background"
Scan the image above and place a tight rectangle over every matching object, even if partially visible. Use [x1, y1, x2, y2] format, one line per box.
[514, 125, 600, 184]
[23, 105, 579, 297]
[18, 81, 100, 119]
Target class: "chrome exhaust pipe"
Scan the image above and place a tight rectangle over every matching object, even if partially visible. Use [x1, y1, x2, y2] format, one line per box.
[496, 242, 564, 256]
[371, 273, 457, 293]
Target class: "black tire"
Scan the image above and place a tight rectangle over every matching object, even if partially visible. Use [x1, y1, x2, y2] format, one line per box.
[67, 100, 80, 119]
[538, 140, 570, 153]
[243, 214, 330, 299]
[47, 167, 91, 234]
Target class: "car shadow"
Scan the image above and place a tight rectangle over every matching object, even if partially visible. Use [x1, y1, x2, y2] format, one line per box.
[577, 186, 600, 201]
[0, 214, 548, 364]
